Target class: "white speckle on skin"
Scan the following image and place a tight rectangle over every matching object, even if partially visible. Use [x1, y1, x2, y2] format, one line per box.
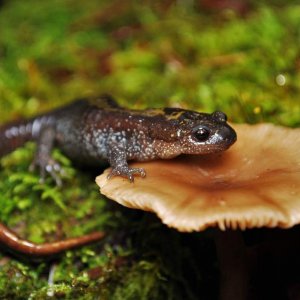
[8, 127, 19, 137]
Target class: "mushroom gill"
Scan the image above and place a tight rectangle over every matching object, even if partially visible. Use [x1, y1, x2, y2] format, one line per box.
[96, 123, 300, 232]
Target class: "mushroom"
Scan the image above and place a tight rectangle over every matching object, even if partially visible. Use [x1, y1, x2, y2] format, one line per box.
[96, 123, 300, 299]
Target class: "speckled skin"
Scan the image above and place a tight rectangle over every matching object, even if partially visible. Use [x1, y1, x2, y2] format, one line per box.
[0, 95, 237, 182]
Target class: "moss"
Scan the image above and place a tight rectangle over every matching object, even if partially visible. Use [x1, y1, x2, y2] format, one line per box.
[0, 0, 299, 299]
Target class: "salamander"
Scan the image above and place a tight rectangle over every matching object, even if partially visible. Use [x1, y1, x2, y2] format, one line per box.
[0, 95, 237, 257]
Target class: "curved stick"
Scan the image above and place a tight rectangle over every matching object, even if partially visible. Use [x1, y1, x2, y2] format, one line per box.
[0, 222, 105, 257]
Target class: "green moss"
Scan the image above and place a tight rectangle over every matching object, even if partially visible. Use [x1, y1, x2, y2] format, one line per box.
[0, 0, 299, 298]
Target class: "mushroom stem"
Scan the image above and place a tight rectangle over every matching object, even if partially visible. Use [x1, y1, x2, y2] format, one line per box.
[214, 229, 249, 300]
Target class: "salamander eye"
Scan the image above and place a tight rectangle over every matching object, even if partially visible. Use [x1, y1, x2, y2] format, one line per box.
[192, 126, 210, 142]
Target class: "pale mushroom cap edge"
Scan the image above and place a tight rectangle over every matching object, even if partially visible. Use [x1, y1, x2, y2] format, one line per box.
[96, 123, 300, 232]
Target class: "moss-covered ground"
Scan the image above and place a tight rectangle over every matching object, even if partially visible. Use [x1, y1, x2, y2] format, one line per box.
[0, 0, 299, 299]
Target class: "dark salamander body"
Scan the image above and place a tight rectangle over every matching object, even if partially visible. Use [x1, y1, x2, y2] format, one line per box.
[1, 95, 236, 182]
[0, 95, 237, 257]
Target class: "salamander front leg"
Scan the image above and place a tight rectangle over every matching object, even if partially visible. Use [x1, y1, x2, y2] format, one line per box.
[107, 142, 146, 182]
[29, 126, 63, 186]
[107, 166, 146, 182]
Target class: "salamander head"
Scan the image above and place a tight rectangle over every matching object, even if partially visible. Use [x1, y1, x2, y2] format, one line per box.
[177, 110, 237, 154]
[152, 108, 237, 158]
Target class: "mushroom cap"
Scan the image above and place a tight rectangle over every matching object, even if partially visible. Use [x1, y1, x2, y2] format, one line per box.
[96, 124, 300, 232]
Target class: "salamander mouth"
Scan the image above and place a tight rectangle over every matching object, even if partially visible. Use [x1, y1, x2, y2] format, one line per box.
[199, 144, 233, 154]
[184, 136, 237, 155]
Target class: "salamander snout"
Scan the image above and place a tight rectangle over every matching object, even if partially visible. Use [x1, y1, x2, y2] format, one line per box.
[217, 125, 237, 146]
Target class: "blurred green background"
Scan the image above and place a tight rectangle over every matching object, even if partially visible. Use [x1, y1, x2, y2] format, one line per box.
[0, 0, 300, 299]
